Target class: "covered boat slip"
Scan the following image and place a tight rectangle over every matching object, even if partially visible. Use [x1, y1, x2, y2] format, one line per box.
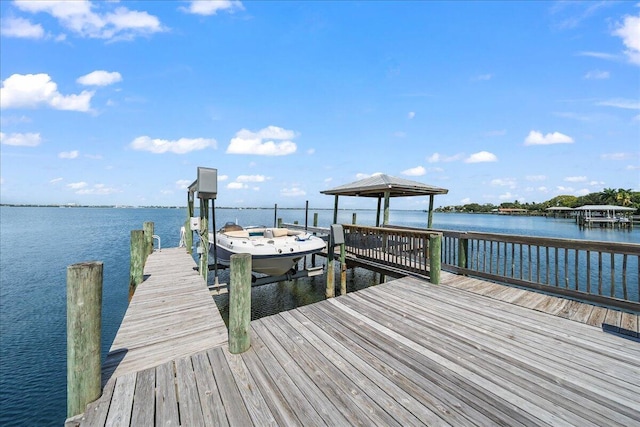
[73, 249, 640, 426]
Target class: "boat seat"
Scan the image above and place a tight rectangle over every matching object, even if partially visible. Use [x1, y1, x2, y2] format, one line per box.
[224, 230, 250, 238]
[264, 228, 289, 238]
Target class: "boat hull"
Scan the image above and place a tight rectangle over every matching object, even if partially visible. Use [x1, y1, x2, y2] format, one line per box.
[209, 228, 326, 276]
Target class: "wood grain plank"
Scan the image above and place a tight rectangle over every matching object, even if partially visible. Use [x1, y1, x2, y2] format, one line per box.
[175, 357, 206, 426]
[130, 368, 154, 427]
[155, 361, 179, 427]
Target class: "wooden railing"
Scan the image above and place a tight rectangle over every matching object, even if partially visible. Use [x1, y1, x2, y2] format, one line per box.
[432, 228, 639, 311]
[286, 221, 639, 311]
[342, 225, 442, 283]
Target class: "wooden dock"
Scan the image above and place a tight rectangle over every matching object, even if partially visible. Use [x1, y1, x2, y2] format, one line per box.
[70, 248, 640, 426]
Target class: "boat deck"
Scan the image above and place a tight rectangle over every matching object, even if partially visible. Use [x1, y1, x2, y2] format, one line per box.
[71, 248, 640, 426]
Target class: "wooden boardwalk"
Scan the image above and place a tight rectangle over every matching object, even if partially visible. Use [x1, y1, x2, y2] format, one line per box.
[72, 249, 640, 426]
[101, 247, 228, 383]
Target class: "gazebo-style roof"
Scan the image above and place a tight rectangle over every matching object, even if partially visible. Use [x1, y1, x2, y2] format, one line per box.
[321, 174, 448, 227]
[321, 174, 448, 198]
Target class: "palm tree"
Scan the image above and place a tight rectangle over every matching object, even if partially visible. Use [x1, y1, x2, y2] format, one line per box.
[616, 188, 632, 207]
[601, 188, 617, 204]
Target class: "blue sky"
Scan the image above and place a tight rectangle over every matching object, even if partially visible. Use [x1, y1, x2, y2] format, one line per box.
[1, 1, 638, 209]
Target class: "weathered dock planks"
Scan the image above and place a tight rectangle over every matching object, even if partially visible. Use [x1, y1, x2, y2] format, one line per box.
[71, 251, 640, 426]
[101, 247, 228, 383]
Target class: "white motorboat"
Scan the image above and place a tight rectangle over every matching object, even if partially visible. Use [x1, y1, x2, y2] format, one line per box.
[209, 223, 326, 276]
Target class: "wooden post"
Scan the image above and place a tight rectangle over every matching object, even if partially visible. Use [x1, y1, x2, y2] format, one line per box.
[277, 218, 283, 228]
[429, 233, 442, 284]
[312, 213, 318, 266]
[383, 191, 390, 225]
[427, 195, 435, 228]
[274, 203, 278, 227]
[376, 197, 382, 227]
[352, 213, 357, 224]
[229, 253, 251, 354]
[143, 221, 154, 260]
[340, 243, 346, 295]
[199, 198, 209, 283]
[333, 195, 339, 224]
[67, 261, 102, 418]
[185, 195, 194, 254]
[129, 229, 145, 300]
[326, 244, 335, 298]
[458, 236, 469, 272]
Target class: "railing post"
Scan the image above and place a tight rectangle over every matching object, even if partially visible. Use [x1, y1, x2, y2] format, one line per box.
[143, 221, 154, 260]
[312, 213, 319, 266]
[429, 233, 442, 284]
[340, 242, 347, 295]
[185, 196, 194, 254]
[352, 213, 357, 224]
[458, 236, 468, 271]
[277, 217, 283, 228]
[229, 253, 251, 354]
[67, 261, 102, 418]
[129, 229, 145, 300]
[326, 244, 335, 298]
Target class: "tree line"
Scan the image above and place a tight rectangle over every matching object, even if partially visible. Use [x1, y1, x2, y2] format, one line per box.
[436, 188, 639, 214]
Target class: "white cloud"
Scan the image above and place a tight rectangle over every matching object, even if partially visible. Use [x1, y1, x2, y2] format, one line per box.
[613, 13, 640, 65]
[281, 187, 306, 197]
[584, 70, 610, 80]
[227, 182, 248, 190]
[601, 152, 635, 161]
[14, 0, 165, 41]
[67, 181, 88, 190]
[577, 51, 619, 61]
[59, 150, 79, 159]
[130, 136, 216, 154]
[218, 174, 229, 181]
[427, 152, 465, 163]
[355, 172, 383, 180]
[77, 70, 122, 86]
[464, 151, 498, 163]
[1, 17, 44, 38]
[575, 188, 590, 196]
[491, 178, 517, 188]
[460, 198, 471, 204]
[564, 176, 587, 183]
[1, 73, 93, 112]
[401, 166, 426, 176]
[407, 111, 415, 119]
[526, 175, 546, 181]
[181, 0, 245, 16]
[226, 126, 297, 156]
[236, 175, 268, 183]
[596, 98, 640, 109]
[176, 179, 192, 190]
[0, 132, 41, 147]
[307, 148, 315, 155]
[50, 177, 63, 184]
[524, 130, 574, 145]
[75, 183, 119, 195]
[498, 192, 514, 200]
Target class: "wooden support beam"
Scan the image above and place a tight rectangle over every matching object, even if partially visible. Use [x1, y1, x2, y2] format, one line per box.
[129, 229, 144, 300]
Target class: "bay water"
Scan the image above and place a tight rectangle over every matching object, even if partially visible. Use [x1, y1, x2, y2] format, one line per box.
[0, 206, 637, 426]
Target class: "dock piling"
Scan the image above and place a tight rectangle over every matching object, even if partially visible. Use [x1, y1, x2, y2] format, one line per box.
[429, 233, 442, 284]
[67, 261, 103, 418]
[143, 221, 154, 260]
[129, 229, 145, 300]
[229, 253, 251, 354]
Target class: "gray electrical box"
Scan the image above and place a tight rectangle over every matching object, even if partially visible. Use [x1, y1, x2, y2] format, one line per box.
[197, 167, 217, 199]
[330, 224, 345, 245]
